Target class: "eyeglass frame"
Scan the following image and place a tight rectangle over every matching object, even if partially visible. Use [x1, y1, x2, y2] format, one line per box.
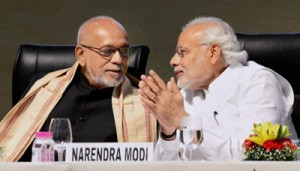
[80, 44, 132, 59]
[175, 43, 210, 57]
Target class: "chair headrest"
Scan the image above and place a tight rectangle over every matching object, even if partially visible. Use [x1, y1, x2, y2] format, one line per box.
[236, 33, 300, 94]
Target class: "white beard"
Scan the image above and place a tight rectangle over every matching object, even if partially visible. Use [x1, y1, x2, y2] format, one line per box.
[87, 66, 123, 87]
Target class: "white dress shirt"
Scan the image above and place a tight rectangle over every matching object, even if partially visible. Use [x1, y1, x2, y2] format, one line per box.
[154, 61, 298, 161]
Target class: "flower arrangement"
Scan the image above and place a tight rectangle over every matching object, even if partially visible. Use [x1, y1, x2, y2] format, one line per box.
[243, 122, 299, 161]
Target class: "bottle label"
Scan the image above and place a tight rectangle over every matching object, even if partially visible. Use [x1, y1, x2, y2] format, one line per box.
[32, 137, 55, 162]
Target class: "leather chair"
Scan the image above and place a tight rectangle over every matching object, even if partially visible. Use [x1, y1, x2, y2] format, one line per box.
[236, 32, 300, 138]
[12, 44, 149, 106]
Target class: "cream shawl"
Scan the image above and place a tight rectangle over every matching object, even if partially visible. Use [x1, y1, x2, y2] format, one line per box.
[0, 62, 156, 162]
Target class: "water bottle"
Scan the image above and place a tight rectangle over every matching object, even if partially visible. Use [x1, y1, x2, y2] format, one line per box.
[43, 131, 55, 162]
[31, 131, 55, 162]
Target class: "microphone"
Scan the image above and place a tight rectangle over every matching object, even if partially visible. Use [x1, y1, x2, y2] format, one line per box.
[213, 111, 219, 125]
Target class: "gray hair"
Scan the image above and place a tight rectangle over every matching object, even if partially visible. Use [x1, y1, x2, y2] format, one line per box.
[77, 15, 127, 44]
[183, 17, 248, 65]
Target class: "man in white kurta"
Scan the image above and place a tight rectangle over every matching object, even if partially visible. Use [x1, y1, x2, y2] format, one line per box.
[154, 61, 297, 161]
[138, 16, 298, 161]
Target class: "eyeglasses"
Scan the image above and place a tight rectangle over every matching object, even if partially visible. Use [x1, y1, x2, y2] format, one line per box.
[80, 44, 131, 59]
[175, 43, 209, 57]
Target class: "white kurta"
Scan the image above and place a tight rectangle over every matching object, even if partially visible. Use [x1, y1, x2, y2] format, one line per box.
[154, 61, 298, 161]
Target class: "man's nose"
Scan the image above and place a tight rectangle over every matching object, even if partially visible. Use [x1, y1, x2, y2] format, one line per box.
[170, 54, 179, 67]
[111, 51, 123, 63]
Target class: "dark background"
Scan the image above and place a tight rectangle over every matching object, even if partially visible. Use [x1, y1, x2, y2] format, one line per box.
[1, 0, 300, 119]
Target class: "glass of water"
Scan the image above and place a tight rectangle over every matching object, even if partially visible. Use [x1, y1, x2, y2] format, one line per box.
[49, 118, 73, 161]
[179, 115, 203, 161]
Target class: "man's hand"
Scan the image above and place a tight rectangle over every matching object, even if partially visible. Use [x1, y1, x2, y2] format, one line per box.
[138, 70, 187, 136]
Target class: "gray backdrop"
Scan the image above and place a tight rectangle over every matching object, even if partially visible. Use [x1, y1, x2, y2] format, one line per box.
[1, 0, 300, 119]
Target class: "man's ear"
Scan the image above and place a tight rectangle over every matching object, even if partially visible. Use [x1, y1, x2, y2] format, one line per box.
[75, 45, 86, 66]
[208, 43, 221, 64]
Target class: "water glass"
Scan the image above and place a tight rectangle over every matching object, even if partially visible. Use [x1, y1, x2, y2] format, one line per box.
[179, 116, 203, 160]
[49, 118, 72, 161]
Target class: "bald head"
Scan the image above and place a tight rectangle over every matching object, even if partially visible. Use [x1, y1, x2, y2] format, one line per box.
[75, 16, 129, 89]
[77, 16, 128, 45]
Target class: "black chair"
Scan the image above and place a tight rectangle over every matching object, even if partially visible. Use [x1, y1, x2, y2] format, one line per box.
[12, 44, 149, 106]
[236, 32, 300, 137]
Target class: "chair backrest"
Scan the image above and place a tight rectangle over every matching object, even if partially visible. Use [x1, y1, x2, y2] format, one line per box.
[236, 32, 300, 137]
[12, 44, 149, 105]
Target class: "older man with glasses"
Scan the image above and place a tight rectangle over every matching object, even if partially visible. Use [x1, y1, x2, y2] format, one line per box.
[0, 15, 157, 162]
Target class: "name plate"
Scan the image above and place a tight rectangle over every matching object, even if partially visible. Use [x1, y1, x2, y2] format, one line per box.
[65, 142, 153, 162]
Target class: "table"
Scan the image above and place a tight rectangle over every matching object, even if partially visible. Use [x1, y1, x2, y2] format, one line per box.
[1, 161, 300, 171]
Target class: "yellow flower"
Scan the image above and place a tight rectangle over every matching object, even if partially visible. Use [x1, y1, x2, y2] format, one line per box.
[247, 122, 291, 146]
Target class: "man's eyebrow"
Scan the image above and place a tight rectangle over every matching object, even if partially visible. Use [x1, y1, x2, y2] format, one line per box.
[177, 46, 189, 50]
[101, 44, 129, 48]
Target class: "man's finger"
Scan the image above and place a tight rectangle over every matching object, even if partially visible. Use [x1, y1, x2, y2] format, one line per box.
[170, 77, 180, 94]
[139, 91, 156, 106]
[144, 76, 161, 95]
[149, 70, 167, 90]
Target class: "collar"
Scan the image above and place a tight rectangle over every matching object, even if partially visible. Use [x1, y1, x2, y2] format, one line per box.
[205, 62, 243, 95]
[78, 69, 96, 92]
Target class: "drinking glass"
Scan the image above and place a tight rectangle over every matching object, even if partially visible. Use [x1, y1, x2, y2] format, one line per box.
[49, 118, 73, 162]
[179, 116, 203, 161]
